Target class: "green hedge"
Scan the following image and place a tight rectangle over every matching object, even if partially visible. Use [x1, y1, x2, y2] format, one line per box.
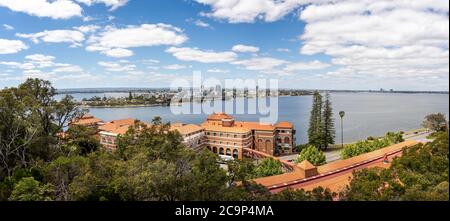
[341, 132, 404, 159]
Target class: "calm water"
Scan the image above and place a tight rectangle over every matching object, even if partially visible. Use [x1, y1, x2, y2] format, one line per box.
[59, 93, 449, 144]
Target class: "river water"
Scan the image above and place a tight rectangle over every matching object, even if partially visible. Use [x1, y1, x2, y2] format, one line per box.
[57, 92, 449, 144]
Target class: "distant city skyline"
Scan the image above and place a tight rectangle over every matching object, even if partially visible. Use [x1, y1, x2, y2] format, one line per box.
[0, 0, 449, 91]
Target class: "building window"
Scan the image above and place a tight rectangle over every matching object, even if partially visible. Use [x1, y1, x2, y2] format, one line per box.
[219, 148, 224, 155]
[233, 149, 239, 158]
[284, 137, 290, 144]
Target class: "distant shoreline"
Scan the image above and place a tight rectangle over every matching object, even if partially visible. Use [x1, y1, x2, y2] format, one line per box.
[58, 89, 449, 95]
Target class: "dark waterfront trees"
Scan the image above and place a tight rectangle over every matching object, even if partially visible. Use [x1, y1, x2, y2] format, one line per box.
[422, 113, 448, 132]
[322, 93, 335, 149]
[308, 92, 324, 148]
[307, 92, 335, 150]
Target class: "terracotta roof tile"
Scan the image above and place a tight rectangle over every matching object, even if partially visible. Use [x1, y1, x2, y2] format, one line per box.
[171, 124, 204, 135]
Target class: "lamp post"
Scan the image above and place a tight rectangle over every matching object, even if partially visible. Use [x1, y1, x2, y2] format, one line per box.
[339, 111, 345, 149]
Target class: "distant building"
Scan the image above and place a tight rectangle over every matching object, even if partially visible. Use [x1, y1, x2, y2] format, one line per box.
[170, 123, 205, 149]
[98, 118, 138, 151]
[201, 113, 295, 159]
[69, 114, 104, 130]
[89, 113, 295, 158]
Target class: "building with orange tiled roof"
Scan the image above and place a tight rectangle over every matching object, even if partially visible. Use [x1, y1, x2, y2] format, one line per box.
[69, 114, 104, 129]
[252, 140, 419, 195]
[170, 123, 205, 149]
[98, 118, 138, 151]
[201, 113, 296, 159]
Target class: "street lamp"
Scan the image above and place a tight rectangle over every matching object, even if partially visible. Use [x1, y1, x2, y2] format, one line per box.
[339, 111, 345, 149]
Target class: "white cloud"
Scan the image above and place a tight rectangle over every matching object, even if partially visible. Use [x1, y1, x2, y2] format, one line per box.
[0, 61, 35, 70]
[232, 44, 260, 53]
[74, 25, 100, 33]
[0, 39, 28, 54]
[98, 61, 136, 72]
[207, 69, 229, 73]
[166, 47, 237, 63]
[102, 48, 134, 58]
[298, 0, 449, 86]
[75, 0, 128, 11]
[163, 64, 188, 70]
[52, 65, 84, 73]
[25, 54, 55, 62]
[87, 23, 188, 57]
[231, 57, 286, 71]
[142, 59, 160, 64]
[284, 60, 330, 72]
[16, 29, 85, 47]
[0, 0, 83, 19]
[88, 24, 187, 49]
[195, 20, 212, 28]
[3, 24, 14, 30]
[195, 0, 312, 23]
[277, 48, 290, 52]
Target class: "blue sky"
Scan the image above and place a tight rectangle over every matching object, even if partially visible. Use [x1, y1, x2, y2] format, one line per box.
[0, 0, 448, 91]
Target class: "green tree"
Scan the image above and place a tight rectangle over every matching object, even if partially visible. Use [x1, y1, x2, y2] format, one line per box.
[188, 150, 228, 201]
[9, 177, 54, 201]
[64, 125, 100, 156]
[7, 79, 83, 163]
[226, 158, 256, 186]
[322, 93, 335, 149]
[422, 113, 448, 132]
[296, 145, 326, 166]
[254, 158, 283, 178]
[308, 92, 324, 148]
[44, 156, 89, 201]
[0, 88, 35, 178]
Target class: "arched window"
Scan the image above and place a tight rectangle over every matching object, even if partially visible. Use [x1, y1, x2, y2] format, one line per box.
[233, 149, 239, 158]
[226, 148, 231, 156]
[219, 148, 224, 155]
[284, 137, 290, 144]
[213, 146, 217, 153]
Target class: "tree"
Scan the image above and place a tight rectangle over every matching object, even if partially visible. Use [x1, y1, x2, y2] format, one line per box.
[9, 177, 54, 201]
[44, 156, 89, 201]
[188, 150, 228, 201]
[226, 158, 256, 186]
[64, 125, 100, 156]
[322, 93, 335, 149]
[254, 158, 283, 178]
[9, 78, 83, 162]
[0, 88, 37, 178]
[308, 92, 324, 148]
[296, 145, 326, 166]
[341, 132, 404, 159]
[422, 113, 448, 132]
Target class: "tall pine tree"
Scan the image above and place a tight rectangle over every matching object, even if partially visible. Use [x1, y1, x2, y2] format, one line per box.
[322, 93, 335, 149]
[308, 92, 323, 148]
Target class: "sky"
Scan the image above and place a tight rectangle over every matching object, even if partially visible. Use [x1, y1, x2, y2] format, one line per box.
[0, 0, 449, 91]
